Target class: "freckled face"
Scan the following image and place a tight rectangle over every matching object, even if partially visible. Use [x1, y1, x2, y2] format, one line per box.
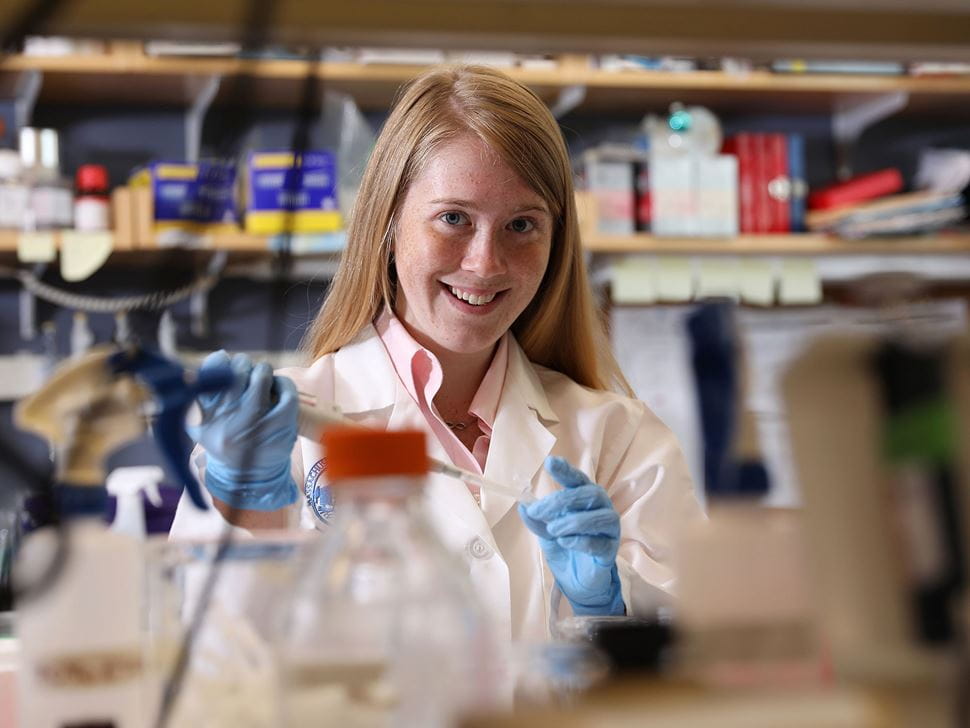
[392, 135, 553, 358]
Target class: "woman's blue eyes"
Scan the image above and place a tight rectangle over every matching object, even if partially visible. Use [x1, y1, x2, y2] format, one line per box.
[438, 212, 536, 233]
[509, 218, 535, 233]
[442, 211, 465, 225]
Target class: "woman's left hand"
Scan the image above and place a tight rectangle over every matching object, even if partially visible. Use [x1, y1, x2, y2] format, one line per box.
[518, 456, 625, 616]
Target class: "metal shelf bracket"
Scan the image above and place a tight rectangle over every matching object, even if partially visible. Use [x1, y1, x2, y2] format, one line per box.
[185, 74, 222, 162]
[550, 84, 586, 118]
[14, 69, 41, 129]
[833, 90, 909, 180]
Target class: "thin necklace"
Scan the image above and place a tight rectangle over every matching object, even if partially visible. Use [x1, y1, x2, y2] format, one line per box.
[444, 417, 476, 431]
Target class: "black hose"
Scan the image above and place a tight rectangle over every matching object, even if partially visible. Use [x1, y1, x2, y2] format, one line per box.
[152, 5, 324, 726]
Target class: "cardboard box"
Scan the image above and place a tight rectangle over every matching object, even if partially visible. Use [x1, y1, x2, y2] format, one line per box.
[245, 151, 342, 235]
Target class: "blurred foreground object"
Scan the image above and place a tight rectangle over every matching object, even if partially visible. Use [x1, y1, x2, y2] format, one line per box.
[678, 303, 819, 686]
[783, 331, 970, 682]
[276, 427, 503, 726]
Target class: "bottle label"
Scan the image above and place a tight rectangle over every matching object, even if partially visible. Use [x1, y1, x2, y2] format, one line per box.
[74, 197, 111, 232]
[0, 185, 28, 228]
[30, 186, 74, 229]
[35, 649, 143, 687]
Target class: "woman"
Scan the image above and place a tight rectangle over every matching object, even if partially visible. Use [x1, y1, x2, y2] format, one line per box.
[171, 65, 702, 641]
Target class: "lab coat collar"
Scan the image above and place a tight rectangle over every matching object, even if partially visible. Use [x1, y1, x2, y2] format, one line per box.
[331, 324, 558, 533]
[331, 324, 398, 415]
[332, 323, 558, 423]
[504, 336, 559, 426]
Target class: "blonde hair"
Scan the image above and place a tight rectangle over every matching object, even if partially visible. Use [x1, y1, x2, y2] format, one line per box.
[302, 65, 631, 395]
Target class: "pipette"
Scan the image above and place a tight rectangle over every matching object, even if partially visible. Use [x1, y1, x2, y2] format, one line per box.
[297, 391, 535, 504]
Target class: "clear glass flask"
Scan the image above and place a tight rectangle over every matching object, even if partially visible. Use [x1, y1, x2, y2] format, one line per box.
[276, 428, 499, 728]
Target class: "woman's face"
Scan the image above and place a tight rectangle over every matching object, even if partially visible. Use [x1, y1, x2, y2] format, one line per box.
[392, 134, 553, 358]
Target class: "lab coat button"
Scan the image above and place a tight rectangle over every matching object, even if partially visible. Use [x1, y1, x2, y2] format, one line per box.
[467, 537, 493, 560]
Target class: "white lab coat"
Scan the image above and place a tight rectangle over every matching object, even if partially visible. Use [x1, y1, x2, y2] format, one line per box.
[170, 324, 703, 642]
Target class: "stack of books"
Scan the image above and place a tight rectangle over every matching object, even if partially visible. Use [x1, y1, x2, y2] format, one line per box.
[806, 190, 967, 238]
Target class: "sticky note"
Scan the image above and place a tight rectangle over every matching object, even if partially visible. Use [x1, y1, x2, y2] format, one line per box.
[655, 257, 694, 302]
[778, 258, 822, 305]
[611, 257, 656, 304]
[696, 258, 740, 300]
[60, 231, 113, 281]
[740, 259, 776, 306]
[17, 231, 56, 263]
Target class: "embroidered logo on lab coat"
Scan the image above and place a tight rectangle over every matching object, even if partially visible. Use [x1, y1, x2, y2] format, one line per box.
[304, 458, 334, 524]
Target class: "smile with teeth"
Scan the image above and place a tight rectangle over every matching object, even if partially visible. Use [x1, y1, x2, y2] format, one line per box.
[449, 285, 498, 306]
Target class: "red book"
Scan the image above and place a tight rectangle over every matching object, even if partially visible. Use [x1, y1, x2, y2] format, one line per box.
[808, 168, 904, 210]
[635, 161, 651, 231]
[765, 133, 790, 233]
[723, 133, 757, 233]
[752, 134, 771, 233]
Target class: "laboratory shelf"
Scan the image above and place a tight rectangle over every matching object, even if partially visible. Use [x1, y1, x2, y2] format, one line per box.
[4, 53, 970, 114]
[583, 232, 970, 256]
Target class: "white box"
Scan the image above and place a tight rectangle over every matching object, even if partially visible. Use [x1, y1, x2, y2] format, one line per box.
[696, 155, 739, 237]
[587, 158, 635, 235]
[649, 155, 693, 236]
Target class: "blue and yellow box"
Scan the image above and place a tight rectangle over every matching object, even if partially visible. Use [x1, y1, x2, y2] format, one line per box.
[130, 161, 239, 237]
[245, 150, 342, 235]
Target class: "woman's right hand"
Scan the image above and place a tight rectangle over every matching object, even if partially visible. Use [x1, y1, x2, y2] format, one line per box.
[189, 351, 299, 511]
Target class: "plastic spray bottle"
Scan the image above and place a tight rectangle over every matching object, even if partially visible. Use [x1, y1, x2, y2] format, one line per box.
[12, 346, 232, 727]
[13, 348, 154, 728]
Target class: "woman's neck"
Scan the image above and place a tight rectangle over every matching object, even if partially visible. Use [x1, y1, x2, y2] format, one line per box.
[432, 344, 495, 422]
[390, 310, 498, 421]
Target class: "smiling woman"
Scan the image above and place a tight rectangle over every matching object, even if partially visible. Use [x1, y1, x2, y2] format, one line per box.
[304, 64, 622, 395]
[171, 65, 703, 642]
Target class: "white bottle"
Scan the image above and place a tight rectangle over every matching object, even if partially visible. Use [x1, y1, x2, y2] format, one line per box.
[107, 466, 165, 539]
[15, 484, 146, 728]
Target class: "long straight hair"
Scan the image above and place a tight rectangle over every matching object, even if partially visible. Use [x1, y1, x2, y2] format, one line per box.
[302, 65, 631, 395]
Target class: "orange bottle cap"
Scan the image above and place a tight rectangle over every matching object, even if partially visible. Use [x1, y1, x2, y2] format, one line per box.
[323, 427, 428, 480]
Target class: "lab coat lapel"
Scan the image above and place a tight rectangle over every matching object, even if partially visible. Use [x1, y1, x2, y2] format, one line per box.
[330, 325, 398, 418]
[483, 337, 557, 529]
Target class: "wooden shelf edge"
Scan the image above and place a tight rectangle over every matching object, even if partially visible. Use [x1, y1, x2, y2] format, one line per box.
[5, 54, 970, 97]
[0, 229, 344, 256]
[583, 233, 970, 255]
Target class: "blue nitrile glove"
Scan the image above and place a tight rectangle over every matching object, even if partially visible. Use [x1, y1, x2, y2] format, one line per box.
[188, 351, 299, 511]
[518, 456, 625, 616]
